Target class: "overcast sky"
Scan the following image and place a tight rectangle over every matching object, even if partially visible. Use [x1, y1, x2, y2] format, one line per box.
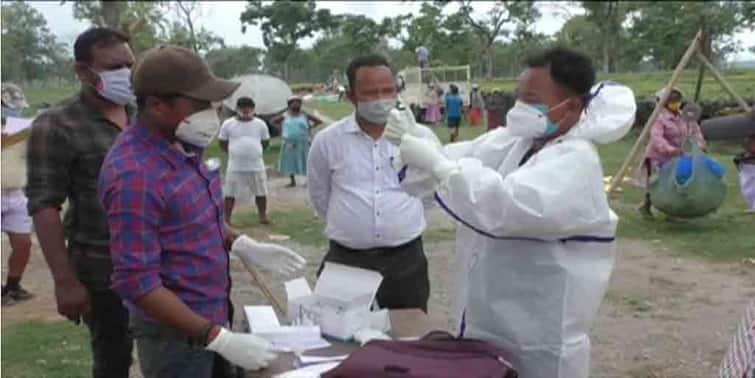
[28, 1, 755, 60]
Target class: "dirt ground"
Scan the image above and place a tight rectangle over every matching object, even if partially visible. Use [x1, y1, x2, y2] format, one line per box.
[3, 176, 754, 377]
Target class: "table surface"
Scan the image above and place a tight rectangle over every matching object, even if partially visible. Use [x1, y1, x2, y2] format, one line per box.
[246, 309, 438, 377]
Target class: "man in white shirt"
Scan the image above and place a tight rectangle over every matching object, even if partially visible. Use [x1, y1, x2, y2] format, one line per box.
[307, 55, 435, 311]
[218, 97, 271, 224]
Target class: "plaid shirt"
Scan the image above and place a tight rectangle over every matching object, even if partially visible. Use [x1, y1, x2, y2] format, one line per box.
[99, 122, 230, 324]
[26, 93, 133, 247]
[720, 300, 755, 378]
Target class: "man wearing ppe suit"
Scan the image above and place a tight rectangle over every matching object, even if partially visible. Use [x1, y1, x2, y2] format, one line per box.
[384, 47, 636, 377]
[99, 45, 306, 377]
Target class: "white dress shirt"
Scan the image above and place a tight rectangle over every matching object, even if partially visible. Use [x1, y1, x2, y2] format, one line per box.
[307, 113, 429, 249]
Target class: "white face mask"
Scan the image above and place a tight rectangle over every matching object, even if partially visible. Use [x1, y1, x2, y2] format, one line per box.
[505, 100, 567, 138]
[175, 107, 220, 148]
[91, 67, 135, 106]
[357, 98, 396, 125]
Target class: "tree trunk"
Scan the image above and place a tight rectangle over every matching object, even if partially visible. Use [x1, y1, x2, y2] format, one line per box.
[100, 1, 123, 29]
[602, 43, 610, 73]
[485, 47, 494, 79]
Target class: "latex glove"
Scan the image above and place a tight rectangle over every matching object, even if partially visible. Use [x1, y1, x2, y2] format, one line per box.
[384, 107, 420, 146]
[206, 327, 277, 371]
[353, 328, 392, 346]
[399, 134, 459, 183]
[232, 235, 306, 277]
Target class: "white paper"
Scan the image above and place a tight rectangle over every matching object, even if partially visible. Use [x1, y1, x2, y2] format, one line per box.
[245, 305, 281, 332]
[366, 309, 391, 333]
[245, 305, 331, 352]
[273, 362, 340, 378]
[2, 117, 33, 135]
[297, 354, 348, 366]
[285, 277, 313, 300]
[314, 263, 383, 308]
[270, 336, 331, 352]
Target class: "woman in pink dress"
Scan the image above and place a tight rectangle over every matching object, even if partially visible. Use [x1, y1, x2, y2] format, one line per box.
[424, 84, 442, 124]
[638, 88, 707, 218]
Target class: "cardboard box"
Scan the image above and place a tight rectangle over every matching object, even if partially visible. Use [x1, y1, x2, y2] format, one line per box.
[285, 262, 389, 340]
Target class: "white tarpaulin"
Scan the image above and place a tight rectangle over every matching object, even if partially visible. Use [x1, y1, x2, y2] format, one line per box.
[223, 74, 292, 116]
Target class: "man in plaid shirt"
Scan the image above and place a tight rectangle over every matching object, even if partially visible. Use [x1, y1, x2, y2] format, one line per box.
[26, 27, 136, 378]
[99, 45, 306, 377]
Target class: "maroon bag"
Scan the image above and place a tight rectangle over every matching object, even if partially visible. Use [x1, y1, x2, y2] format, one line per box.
[322, 331, 517, 378]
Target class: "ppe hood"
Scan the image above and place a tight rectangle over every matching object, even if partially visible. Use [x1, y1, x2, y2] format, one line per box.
[565, 82, 637, 144]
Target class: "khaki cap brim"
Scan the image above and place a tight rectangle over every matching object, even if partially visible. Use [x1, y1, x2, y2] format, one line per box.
[183, 77, 240, 102]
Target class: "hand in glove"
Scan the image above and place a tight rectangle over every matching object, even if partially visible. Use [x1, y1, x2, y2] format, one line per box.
[384, 107, 420, 146]
[399, 134, 459, 183]
[231, 235, 306, 277]
[206, 327, 277, 371]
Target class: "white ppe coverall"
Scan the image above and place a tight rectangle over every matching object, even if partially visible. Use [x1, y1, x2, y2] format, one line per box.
[401, 83, 636, 378]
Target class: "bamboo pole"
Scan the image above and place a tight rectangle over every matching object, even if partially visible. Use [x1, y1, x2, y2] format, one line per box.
[693, 28, 706, 102]
[696, 51, 752, 112]
[606, 30, 703, 196]
[239, 259, 286, 318]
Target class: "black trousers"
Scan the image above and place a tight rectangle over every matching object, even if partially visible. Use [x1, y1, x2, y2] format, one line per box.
[70, 243, 133, 378]
[319, 237, 430, 312]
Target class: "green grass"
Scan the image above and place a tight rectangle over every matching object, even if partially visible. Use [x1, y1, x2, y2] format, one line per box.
[22, 82, 78, 115]
[480, 69, 755, 101]
[232, 207, 328, 248]
[1, 320, 92, 378]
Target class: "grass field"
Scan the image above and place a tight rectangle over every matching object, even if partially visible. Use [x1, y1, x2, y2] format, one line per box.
[1, 321, 92, 378]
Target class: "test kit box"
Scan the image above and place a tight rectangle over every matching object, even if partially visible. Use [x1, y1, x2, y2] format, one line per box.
[285, 262, 389, 340]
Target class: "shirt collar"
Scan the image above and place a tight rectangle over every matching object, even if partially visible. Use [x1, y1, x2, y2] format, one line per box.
[77, 92, 136, 125]
[345, 112, 361, 134]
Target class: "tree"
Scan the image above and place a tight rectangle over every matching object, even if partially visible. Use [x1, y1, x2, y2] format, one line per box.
[71, 1, 166, 53]
[581, 1, 635, 73]
[627, 1, 745, 69]
[1, 2, 67, 83]
[164, 21, 224, 55]
[555, 15, 601, 65]
[166, 1, 224, 55]
[390, 3, 479, 72]
[205, 46, 263, 79]
[457, 0, 540, 78]
[240, 1, 336, 80]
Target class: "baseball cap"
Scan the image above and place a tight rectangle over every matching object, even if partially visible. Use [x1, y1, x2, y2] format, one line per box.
[132, 45, 239, 102]
[1, 83, 29, 109]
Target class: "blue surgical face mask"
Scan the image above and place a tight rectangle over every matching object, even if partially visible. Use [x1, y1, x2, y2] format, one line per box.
[530, 103, 562, 136]
[505, 98, 571, 138]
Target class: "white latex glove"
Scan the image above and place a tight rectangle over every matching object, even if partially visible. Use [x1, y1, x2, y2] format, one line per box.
[232, 235, 306, 277]
[384, 106, 420, 146]
[353, 328, 392, 346]
[399, 134, 459, 183]
[206, 327, 277, 371]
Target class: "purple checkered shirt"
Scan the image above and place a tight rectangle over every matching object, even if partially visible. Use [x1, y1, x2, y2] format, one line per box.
[99, 122, 230, 324]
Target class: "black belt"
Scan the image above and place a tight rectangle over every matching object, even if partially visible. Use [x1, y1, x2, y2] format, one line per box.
[330, 236, 422, 255]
